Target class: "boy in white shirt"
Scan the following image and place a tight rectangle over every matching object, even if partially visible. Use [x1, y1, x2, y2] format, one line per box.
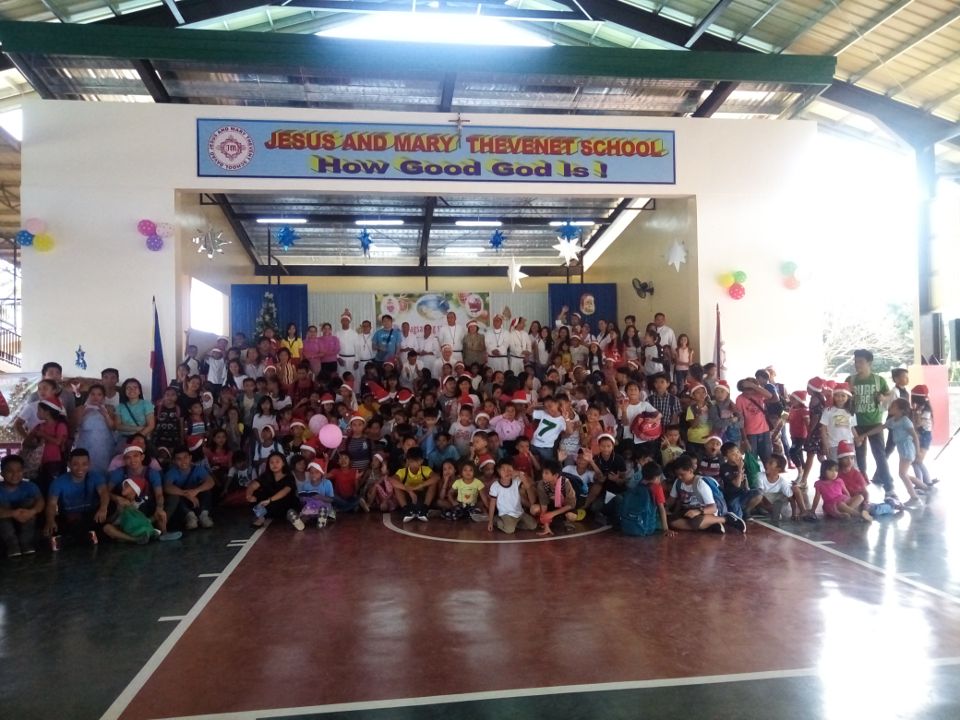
[485, 459, 537, 534]
[531, 396, 566, 461]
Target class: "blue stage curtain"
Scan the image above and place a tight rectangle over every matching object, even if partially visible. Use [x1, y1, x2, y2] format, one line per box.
[230, 284, 309, 340]
[548, 283, 618, 329]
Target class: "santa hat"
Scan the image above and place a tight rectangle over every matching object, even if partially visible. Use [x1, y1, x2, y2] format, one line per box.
[339, 383, 354, 393]
[320, 393, 335, 405]
[689, 383, 707, 394]
[807, 377, 824, 393]
[790, 390, 808, 403]
[837, 440, 856, 458]
[627, 360, 639, 371]
[705, 435, 724, 445]
[511, 391, 529, 404]
[911, 384, 929, 397]
[713, 382, 730, 395]
[259, 425, 276, 435]
[367, 382, 390, 403]
[597, 433, 617, 444]
[349, 415, 367, 425]
[340, 309, 352, 321]
[475, 412, 490, 421]
[832, 382, 853, 397]
[290, 420, 306, 430]
[458, 372, 473, 382]
[570, 335, 582, 342]
[509, 318, 519, 330]
[40, 398, 65, 416]
[822, 379, 836, 391]
[209, 347, 224, 355]
[307, 460, 327, 473]
[188, 435, 205, 451]
[396, 389, 413, 404]
[478, 455, 495, 468]
[441, 343, 454, 351]
[383, 359, 396, 370]
[458, 394, 475, 408]
[123, 445, 145, 456]
[122, 478, 143, 498]
[466, 320, 479, 329]
[454, 361, 466, 370]
[300, 443, 318, 456]
[372, 452, 386, 465]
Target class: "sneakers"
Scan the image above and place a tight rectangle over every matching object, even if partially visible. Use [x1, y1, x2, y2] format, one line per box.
[184, 511, 199, 531]
[417, 512, 429, 522]
[709, 522, 726, 534]
[22, 546, 35, 555]
[725, 513, 747, 534]
[287, 509, 305, 531]
[198, 510, 214, 529]
[328, 509, 337, 522]
[904, 497, 924, 509]
[402, 512, 416, 523]
[88, 530, 99, 546]
[7, 549, 21, 558]
[318, 508, 328, 528]
[50, 535, 62, 552]
[158, 531, 183, 541]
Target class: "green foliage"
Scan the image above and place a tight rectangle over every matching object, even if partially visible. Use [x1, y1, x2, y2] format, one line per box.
[254, 291, 277, 340]
[823, 302, 914, 376]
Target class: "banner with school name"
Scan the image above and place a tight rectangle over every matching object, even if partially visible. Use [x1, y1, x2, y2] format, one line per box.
[375, 292, 490, 339]
[198, 119, 676, 185]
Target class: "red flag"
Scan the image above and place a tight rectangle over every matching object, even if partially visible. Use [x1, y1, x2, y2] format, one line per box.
[150, 297, 167, 403]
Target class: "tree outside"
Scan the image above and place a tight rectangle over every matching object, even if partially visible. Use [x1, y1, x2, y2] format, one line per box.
[822, 302, 914, 377]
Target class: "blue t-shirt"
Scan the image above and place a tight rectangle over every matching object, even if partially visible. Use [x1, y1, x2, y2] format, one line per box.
[372, 327, 402, 362]
[427, 445, 460, 471]
[108, 467, 162, 491]
[0, 480, 42, 508]
[164, 464, 210, 490]
[49, 472, 105, 513]
[297, 477, 334, 497]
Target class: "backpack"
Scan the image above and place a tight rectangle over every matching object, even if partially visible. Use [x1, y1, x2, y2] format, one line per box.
[672, 475, 728, 517]
[619, 480, 659, 537]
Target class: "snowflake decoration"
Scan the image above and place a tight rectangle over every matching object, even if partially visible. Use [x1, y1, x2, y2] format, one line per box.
[75, 345, 87, 371]
[276, 225, 299, 252]
[557, 221, 582, 242]
[358, 228, 372, 257]
[552, 238, 583, 266]
[507, 257, 528, 292]
[489, 229, 506, 252]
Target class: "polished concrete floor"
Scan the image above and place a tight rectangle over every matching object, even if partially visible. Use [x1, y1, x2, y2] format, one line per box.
[2, 462, 960, 720]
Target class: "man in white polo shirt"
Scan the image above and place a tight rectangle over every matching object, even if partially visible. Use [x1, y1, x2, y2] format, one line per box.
[437, 311, 465, 363]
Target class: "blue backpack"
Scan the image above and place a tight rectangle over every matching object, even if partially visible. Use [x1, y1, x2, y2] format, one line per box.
[619, 481, 660, 537]
[672, 475, 729, 517]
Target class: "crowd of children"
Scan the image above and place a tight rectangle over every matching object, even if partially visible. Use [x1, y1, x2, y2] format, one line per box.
[0, 312, 939, 557]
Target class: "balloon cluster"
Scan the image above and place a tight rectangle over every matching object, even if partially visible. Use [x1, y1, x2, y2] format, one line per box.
[15, 218, 55, 252]
[719, 270, 747, 300]
[780, 260, 800, 290]
[137, 218, 174, 252]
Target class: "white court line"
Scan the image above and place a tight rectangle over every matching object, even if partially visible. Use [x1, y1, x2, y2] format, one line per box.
[197, 573, 220, 579]
[753, 520, 960, 607]
[100, 523, 269, 720]
[381, 514, 611, 544]
[154, 656, 960, 720]
[156, 616, 185, 623]
[816, 540, 836, 545]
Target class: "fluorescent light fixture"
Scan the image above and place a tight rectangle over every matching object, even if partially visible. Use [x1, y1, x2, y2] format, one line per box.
[455, 220, 503, 228]
[256, 218, 307, 224]
[582, 198, 650, 272]
[356, 219, 405, 226]
[368, 244, 403, 256]
[549, 221, 596, 227]
[317, 12, 552, 47]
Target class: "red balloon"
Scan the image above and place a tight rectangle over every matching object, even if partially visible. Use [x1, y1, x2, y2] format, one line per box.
[783, 276, 800, 290]
[728, 282, 745, 300]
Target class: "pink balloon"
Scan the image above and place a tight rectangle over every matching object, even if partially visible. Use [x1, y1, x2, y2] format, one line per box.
[728, 282, 745, 300]
[24, 218, 46, 235]
[318, 423, 343, 450]
[137, 219, 156, 237]
[308, 414, 328, 435]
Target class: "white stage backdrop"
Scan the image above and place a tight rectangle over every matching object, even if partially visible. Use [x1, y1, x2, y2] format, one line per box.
[307, 292, 548, 329]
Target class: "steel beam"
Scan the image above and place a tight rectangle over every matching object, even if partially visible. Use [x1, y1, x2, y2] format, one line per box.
[692, 80, 736, 117]
[0, 20, 836, 86]
[684, 0, 734, 48]
[418, 197, 437, 268]
[132, 59, 172, 103]
[254, 264, 569, 277]
[823, 0, 914, 57]
[210, 193, 260, 267]
[162, 0, 187, 25]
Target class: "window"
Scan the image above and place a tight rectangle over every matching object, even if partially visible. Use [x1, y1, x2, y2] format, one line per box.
[190, 277, 226, 336]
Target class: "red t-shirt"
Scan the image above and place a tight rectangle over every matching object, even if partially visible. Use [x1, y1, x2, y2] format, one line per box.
[646, 481, 666, 506]
[511, 452, 534, 478]
[328, 468, 359, 498]
[788, 406, 810, 439]
[838, 467, 867, 496]
[40, 420, 67, 464]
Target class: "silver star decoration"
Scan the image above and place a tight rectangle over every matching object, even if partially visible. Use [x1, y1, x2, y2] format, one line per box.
[191, 227, 232, 260]
[552, 237, 583, 266]
[666, 240, 687, 272]
[507, 257, 528, 292]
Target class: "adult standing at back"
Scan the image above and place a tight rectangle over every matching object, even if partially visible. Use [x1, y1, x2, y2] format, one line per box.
[845, 349, 894, 494]
[485, 314, 509, 373]
[336, 310, 360, 377]
[372, 314, 402, 366]
[438, 311, 465, 364]
[507, 317, 530, 375]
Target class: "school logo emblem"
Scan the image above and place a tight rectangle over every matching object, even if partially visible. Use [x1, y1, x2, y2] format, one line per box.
[208, 126, 254, 171]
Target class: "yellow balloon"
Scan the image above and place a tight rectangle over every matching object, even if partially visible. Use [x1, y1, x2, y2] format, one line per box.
[33, 233, 55, 252]
[718, 272, 735, 289]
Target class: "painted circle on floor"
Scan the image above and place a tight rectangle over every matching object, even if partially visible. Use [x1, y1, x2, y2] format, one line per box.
[381, 513, 612, 544]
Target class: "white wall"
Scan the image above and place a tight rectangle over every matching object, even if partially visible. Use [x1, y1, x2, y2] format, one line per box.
[21, 100, 820, 394]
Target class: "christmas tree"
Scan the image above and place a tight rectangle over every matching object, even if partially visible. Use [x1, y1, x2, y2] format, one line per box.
[254, 291, 278, 339]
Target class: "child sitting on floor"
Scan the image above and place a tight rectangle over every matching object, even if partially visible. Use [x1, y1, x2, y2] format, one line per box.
[298, 460, 335, 528]
[667, 455, 745, 534]
[485, 458, 537, 535]
[810, 460, 871, 522]
[103, 478, 182, 544]
[719, 442, 763, 519]
[530, 459, 577, 535]
[444, 461, 486, 521]
[758, 453, 811, 522]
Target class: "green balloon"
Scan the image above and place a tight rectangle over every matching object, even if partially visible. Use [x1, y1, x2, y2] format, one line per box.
[780, 261, 797, 276]
[732, 270, 747, 284]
